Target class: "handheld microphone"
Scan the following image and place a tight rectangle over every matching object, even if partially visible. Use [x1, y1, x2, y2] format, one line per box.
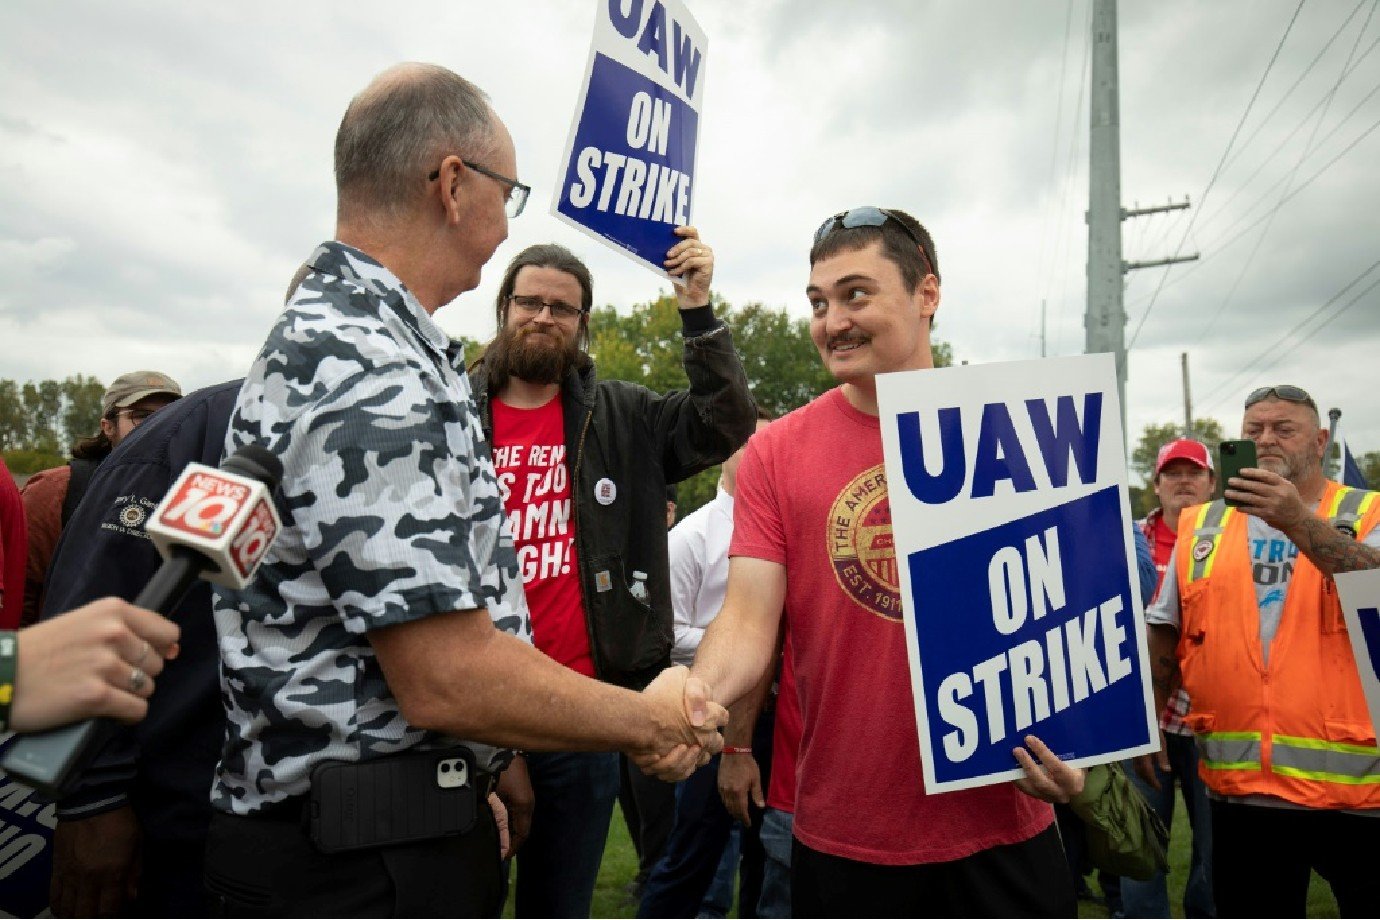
[0, 445, 284, 798]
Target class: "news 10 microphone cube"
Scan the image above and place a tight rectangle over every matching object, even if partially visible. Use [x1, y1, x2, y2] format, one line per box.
[145, 462, 282, 589]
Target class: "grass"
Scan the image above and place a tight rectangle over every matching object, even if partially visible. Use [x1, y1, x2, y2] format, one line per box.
[505, 796, 1342, 919]
[1079, 794, 1339, 919]
[503, 805, 642, 919]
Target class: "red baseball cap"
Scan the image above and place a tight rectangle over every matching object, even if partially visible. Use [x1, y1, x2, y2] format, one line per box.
[1155, 438, 1213, 476]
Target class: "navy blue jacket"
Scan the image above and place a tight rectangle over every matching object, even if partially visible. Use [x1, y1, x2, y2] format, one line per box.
[41, 380, 241, 843]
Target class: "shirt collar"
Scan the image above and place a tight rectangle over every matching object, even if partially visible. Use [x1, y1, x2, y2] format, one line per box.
[307, 241, 457, 371]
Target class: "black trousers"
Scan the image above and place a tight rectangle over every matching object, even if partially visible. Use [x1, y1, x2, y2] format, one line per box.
[1211, 800, 1380, 918]
[203, 806, 503, 917]
[620, 754, 678, 887]
[791, 824, 1075, 918]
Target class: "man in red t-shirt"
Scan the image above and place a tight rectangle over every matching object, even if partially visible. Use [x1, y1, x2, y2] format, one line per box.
[469, 232, 755, 917]
[688, 208, 1076, 916]
[1125, 438, 1216, 917]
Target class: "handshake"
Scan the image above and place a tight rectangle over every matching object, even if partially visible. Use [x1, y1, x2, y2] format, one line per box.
[631, 665, 727, 782]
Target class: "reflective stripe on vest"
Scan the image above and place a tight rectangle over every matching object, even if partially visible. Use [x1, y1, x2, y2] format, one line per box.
[1186, 501, 1235, 583]
[1327, 487, 1379, 535]
[1198, 731, 1262, 772]
[1271, 734, 1380, 785]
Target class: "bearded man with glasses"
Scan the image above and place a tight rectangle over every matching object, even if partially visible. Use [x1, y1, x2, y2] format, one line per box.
[468, 232, 755, 917]
[1145, 384, 1380, 917]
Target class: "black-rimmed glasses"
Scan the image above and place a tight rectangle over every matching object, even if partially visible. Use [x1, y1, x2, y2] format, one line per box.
[509, 294, 584, 322]
[814, 206, 934, 277]
[1244, 385, 1317, 411]
[428, 160, 530, 218]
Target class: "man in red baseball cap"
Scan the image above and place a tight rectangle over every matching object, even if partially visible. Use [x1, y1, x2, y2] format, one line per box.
[1127, 438, 1215, 918]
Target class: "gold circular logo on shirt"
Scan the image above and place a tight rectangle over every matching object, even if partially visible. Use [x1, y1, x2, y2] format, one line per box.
[826, 464, 903, 622]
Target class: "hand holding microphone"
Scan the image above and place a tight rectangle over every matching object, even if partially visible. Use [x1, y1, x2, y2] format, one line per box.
[1, 445, 284, 797]
[8, 597, 180, 733]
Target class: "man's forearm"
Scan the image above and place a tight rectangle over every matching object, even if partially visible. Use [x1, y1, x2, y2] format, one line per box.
[375, 615, 670, 756]
[1287, 514, 1380, 576]
[691, 607, 777, 711]
[1147, 624, 1181, 716]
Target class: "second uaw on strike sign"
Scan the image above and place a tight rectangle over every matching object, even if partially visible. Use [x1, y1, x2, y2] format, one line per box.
[877, 353, 1157, 793]
[554, 0, 706, 278]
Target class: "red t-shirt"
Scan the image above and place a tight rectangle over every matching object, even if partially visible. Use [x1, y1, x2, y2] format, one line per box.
[492, 397, 593, 677]
[765, 631, 801, 814]
[0, 459, 27, 629]
[731, 387, 1053, 865]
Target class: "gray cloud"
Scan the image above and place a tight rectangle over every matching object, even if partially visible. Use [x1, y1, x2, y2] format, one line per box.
[1, 0, 1377, 472]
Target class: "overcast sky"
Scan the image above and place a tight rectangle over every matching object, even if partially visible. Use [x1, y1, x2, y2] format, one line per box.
[3, 0, 1377, 477]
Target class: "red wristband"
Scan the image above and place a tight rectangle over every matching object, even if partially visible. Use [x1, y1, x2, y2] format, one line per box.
[722, 746, 752, 755]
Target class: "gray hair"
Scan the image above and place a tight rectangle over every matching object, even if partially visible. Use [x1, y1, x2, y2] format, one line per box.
[334, 63, 497, 220]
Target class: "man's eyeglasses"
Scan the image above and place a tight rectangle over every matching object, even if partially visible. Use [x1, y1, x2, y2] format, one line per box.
[813, 206, 935, 278]
[509, 294, 584, 322]
[428, 160, 530, 218]
[1244, 385, 1317, 411]
[111, 408, 158, 425]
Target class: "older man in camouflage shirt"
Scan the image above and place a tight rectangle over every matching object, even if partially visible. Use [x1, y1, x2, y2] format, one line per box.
[204, 64, 726, 917]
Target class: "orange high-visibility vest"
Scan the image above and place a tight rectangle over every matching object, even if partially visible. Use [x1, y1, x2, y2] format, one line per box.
[1176, 481, 1380, 809]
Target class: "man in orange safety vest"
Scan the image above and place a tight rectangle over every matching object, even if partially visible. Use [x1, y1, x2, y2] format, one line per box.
[1145, 385, 1380, 918]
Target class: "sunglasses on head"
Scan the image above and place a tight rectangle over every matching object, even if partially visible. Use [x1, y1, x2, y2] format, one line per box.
[813, 207, 935, 278]
[1244, 385, 1317, 411]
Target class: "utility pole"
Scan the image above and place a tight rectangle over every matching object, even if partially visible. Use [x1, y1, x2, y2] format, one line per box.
[1085, 0, 1125, 432]
[1085, 0, 1198, 448]
[1181, 352, 1193, 435]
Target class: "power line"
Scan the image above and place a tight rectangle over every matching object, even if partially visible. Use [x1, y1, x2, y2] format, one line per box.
[1196, 257, 1380, 413]
[1195, 1, 1379, 344]
[1034, 0, 1078, 349]
[1120, 98, 1380, 317]
[1215, 0, 1369, 179]
[1196, 27, 1380, 239]
[1126, 0, 1306, 350]
[1050, 0, 1094, 355]
[1200, 108, 1380, 255]
[1200, 273, 1380, 413]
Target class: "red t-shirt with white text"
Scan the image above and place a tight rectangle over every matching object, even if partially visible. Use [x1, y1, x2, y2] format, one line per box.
[731, 387, 1053, 865]
[492, 397, 593, 677]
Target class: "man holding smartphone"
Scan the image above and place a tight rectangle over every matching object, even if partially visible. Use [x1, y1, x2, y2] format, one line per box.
[1145, 386, 1380, 917]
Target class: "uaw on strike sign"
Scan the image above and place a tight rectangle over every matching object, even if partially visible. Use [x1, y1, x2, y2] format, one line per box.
[878, 353, 1157, 793]
[554, 0, 706, 277]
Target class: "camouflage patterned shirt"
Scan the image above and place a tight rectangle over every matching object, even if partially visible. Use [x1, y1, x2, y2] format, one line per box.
[211, 241, 532, 816]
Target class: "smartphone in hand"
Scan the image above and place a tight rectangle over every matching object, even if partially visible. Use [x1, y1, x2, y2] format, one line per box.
[1219, 439, 1258, 508]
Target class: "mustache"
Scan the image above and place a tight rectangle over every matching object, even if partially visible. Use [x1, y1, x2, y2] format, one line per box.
[827, 332, 869, 350]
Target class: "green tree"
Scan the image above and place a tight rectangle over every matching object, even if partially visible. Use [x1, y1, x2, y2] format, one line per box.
[0, 379, 23, 450]
[1363, 451, 1380, 489]
[1130, 418, 1225, 516]
[589, 297, 955, 517]
[60, 374, 106, 450]
[21, 380, 62, 454]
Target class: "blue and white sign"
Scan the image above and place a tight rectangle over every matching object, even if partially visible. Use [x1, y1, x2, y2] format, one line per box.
[553, 0, 707, 277]
[0, 736, 55, 917]
[878, 354, 1157, 793]
[1336, 569, 1380, 734]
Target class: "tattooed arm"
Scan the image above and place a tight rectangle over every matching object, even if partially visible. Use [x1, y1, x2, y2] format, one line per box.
[1285, 514, 1380, 577]
[1225, 467, 1380, 577]
[1147, 623, 1181, 717]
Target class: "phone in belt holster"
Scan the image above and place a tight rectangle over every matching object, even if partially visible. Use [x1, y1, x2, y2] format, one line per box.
[308, 744, 482, 854]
